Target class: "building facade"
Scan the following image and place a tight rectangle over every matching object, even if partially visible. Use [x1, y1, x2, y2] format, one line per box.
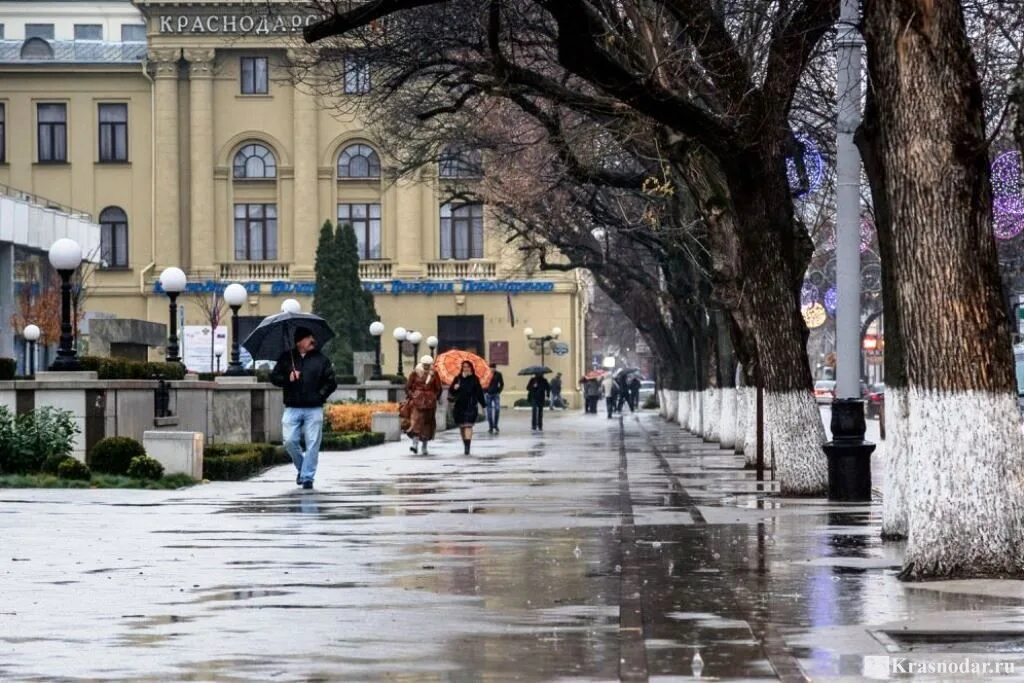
[0, 0, 585, 401]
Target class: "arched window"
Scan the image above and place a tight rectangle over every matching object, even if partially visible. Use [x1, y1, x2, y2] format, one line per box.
[338, 143, 380, 179]
[20, 38, 54, 60]
[439, 145, 482, 178]
[99, 206, 128, 268]
[232, 143, 277, 179]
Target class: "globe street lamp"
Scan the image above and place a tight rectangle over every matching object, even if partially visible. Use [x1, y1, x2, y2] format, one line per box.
[281, 298, 301, 314]
[407, 330, 423, 361]
[426, 335, 439, 358]
[159, 266, 187, 365]
[393, 327, 407, 376]
[525, 326, 561, 368]
[214, 342, 226, 374]
[48, 238, 83, 371]
[23, 324, 40, 376]
[223, 282, 248, 376]
[369, 321, 385, 379]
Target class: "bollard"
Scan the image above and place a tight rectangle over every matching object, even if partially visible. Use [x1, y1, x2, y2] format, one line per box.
[822, 398, 875, 501]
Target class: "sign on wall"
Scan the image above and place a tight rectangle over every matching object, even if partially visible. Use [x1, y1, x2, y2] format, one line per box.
[182, 325, 227, 373]
[153, 279, 557, 297]
[156, 12, 320, 35]
[488, 341, 509, 366]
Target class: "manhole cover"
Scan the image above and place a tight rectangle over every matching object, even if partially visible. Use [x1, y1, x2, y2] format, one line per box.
[872, 630, 1024, 654]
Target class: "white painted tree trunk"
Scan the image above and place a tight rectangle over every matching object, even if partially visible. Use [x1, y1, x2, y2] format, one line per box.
[665, 390, 679, 422]
[881, 386, 908, 539]
[684, 391, 696, 431]
[744, 390, 758, 467]
[733, 386, 747, 454]
[766, 390, 827, 495]
[705, 387, 721, 442]
[677, 390, 691, 426]
[657, 390, 667, 418]
[719, 387, 737, 449]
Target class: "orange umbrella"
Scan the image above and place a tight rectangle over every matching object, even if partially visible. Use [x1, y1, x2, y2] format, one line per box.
[584, 369, 607, 381]
[434, 349, 493, 388]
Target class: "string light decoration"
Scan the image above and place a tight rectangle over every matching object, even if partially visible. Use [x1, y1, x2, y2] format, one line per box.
[801, 282, 819, 308]
[823, 218, 876, 253]
[824, 286, 838, 315]
[992, 151, 1023, 240]
[786, 133, 824, 198]
[802, 303, 827, 329]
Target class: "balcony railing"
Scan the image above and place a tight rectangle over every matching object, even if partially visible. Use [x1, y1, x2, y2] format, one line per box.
[219, 262, 290, 281]
[426, 260, 497, 280]
[358, 261, 393, 280]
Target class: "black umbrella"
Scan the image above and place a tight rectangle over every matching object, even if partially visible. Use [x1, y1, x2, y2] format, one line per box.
[241, 311, 335, 361]
[518, 365, 553, 376]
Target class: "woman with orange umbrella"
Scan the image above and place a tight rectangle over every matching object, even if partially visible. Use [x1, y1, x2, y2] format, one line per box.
[449, 359, 486, 455]
[405, 355, 442, 455]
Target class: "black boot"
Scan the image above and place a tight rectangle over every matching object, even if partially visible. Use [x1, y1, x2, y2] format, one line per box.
[463, 439, 471, 455]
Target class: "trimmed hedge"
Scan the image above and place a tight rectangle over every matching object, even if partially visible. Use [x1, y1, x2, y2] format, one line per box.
[79, 356, 186, 381]
[321, 432, 385, 451]
[337, 374, 359, 385]
[203, 435, 383, 480]
[0, 358, 16, 380]
[57, 458, 91, 481]
[127, 455, 164, 480]
[89, 436, 146, 476]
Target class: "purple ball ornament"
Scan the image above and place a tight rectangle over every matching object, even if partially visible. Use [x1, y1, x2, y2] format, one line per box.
[824, 286, 838, 315]
[992, 151, 1023, 240]
[787, 134, 825, 198]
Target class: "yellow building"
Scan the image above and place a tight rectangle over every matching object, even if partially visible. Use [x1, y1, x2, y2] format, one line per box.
[0, 0, 586, 403]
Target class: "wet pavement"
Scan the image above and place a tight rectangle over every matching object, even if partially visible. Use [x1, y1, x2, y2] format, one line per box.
[3, 410, 1024, 681]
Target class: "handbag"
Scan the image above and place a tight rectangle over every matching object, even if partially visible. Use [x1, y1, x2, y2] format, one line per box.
[399, 399, 413, 419]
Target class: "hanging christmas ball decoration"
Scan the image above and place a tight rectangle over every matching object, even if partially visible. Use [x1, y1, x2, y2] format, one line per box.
[786, 134, 825, 198]
[992, 151, 1023, 240]
[823, 286, 838, 315]
[801, 281, 819, 308]
[803, 302, 827, 329]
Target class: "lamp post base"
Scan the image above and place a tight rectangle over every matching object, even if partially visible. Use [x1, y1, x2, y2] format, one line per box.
[822, 398, 876, 501]
[49, 355, 83, 372]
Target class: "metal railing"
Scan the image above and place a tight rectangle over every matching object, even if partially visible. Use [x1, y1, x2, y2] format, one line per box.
[219, 262, 290, 281]
[0, 182, 92, 221]
[426, 260, 497, 279]
[358, 261, 393, 280]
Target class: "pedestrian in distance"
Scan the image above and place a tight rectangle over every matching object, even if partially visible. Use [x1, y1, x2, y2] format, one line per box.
[270, 327, 338, 490]
[616, 372, 630, 413]
[485, 362, 504, 434]
[583, 378, 602, 414]
[550, 372, 563, 409]
[449, 360, 486, 455]
[629, 375, 642, 412]
[601, 374, 618, 419]
[404, 355, 442, 455]
[527, 371, 551, 431]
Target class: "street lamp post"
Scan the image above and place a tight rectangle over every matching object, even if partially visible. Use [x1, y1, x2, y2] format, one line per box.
[23, 324, 40, 376]
[159, 267, 187, 365]
[281, 298, 301, 314]
[223, 283, 248, 376]
[369, 321, 385, 379]
[393, 327, 407, 376]
[524, 326, 561, 368]
[214, 344, 225, 373]
[427, 335, 438, 358]
[48, 238, 83, 371]
[407, 331, 423, 361]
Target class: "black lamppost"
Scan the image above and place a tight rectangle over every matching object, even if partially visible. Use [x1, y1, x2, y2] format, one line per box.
[407, 330, 423, 362]
[524, 326, 562, 368]
[159, 267, 187, 365]
[369, 321, 385, 379]
[48, 238, 83, 371]
[23, 324, 40, 376]
[393, 327, 407, 376]
[224, 282, 248, 376]
[427, 335, 439, 358]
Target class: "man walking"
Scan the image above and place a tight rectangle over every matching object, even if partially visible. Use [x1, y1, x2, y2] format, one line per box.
[527, 371, 551, 432]
[550, 372, 563, 409]
[601, 374, 618, 419]
[270, 327, 337, 489]
[485, 362, 504, 434]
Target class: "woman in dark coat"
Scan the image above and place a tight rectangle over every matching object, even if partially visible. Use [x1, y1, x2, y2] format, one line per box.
[449, 360, 486, 455]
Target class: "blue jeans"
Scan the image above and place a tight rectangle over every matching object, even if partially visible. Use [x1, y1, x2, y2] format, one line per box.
[283, 407, 324, 483]
[485, 393, 501, 430]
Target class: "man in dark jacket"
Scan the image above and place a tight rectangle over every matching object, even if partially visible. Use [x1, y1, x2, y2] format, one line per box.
[270, 327, 338, 489]
[526, 372, 551, 432]
[485, 362, 504, 434]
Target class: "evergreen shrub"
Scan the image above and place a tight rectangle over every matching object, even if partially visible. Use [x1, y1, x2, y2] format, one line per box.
[89, 436, 146, 475]
[126, 455, 164, 480]
[57, 458, 91, 481]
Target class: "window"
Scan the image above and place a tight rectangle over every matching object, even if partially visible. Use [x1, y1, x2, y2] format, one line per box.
[343, 55, 371, 94]
[337, 143, 380, 178]
[74, 24, 103, 41]
[25, 24, 55, 40]
[233, 143, 276, 179]
[37, 103, 67, 163]
[121, 24, 146, 42]
[338, 203, 382, 259]
[439, 145, 483, 178]
[234, 204, 277, 261]
[99, 207, 128, 268]
[20, 37, 54, 60]
[98, 103, 128, 162]
[0, 104, 5, 164]
[440, 203, 484, 260]
[240, 57, 269, 95]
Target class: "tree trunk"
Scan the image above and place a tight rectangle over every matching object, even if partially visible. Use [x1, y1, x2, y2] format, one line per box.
[715, 310, 739, 449]
[864, 0, 1024, 578]
[857, 88, 909, 541]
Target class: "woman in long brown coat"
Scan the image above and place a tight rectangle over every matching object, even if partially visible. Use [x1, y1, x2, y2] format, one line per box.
[405, 355, 442, 455]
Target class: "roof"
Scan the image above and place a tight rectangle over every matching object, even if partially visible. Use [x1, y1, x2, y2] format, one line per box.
[0, 39, 147, 64]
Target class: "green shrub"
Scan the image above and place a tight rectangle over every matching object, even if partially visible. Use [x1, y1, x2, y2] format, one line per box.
[89, 436, 146, 475]
[255, 369, 271, 383]
[126, 455, 164, 480]
[41, 452, 73, 475]
[79, 356, 186, 381]
[380, 374, 406, 385]
[337, 374, 359, 385]
[320, 432, 385, 451]
[203, 451, 263, 481]
[57, 458, 91, 481]
[0, 406, 78, 474]
[513, 398, 530, 408]
[0, 358, 16, 380]
[197, 372, 217, 382]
